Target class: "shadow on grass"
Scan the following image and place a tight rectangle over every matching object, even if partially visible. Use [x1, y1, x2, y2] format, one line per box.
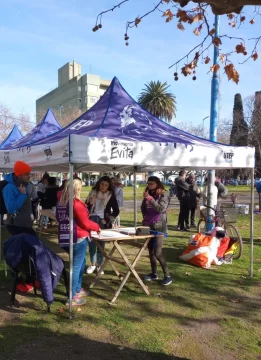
[0, 320, 189, 360]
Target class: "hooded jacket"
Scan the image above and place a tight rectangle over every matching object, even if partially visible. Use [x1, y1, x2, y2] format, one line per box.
[3, 173, 34, 228]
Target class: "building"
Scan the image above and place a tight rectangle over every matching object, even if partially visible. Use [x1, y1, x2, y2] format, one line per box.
[36, 60, 111, 122]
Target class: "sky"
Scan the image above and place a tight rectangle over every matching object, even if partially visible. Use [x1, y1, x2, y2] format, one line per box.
[0, 0, 261, 130]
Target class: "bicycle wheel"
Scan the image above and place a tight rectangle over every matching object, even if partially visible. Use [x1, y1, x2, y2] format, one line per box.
[225, 223, 243, 260]
[197, 218, 206, 233]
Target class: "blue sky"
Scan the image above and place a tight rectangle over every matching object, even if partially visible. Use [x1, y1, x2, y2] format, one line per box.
[0, 0, 260, 129]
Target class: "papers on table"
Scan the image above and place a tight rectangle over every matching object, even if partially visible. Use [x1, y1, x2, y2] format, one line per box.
[91, 230, 132, 240]
[112, 227, 136, 235]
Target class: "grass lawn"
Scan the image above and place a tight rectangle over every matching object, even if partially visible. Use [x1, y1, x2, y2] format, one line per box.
[0, 210, 261, 360]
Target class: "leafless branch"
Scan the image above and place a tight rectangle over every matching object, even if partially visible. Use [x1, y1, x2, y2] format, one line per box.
[95, 0, 129, 26]
[239, 35, 261, 64]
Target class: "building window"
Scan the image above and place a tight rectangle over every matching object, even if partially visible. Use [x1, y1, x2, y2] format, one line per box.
[100, 89, 105, 96]
[85, 96, 87, 104]
[87, 84, 99, 93]
[78, 86, 81, 92]
[79, 98, 82, 103]
[88, 96, 98, 105]
[84, 85, 87, 92]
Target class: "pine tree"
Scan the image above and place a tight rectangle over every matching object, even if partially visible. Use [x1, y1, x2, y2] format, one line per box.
[230, 93, 248, 180]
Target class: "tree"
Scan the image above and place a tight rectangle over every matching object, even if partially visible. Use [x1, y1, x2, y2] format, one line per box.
[244, 92, 261, 177]
[230, 93, 248, 179]
[37, 106, 84, 128]
[0, 103, 33, 143]
[137, 81, 176, 122]
[93, 1, 261, 83]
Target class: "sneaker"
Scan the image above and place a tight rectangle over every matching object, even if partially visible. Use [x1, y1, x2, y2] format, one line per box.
[186, 224, 190, 229]
[144, 273, 158, 281]
[97, 266, 104, 275]
[181, 228, 190, 232]
[76, 288, 90, 297]
[66, 296, 87, 306]
[86, 265, 96, 274]
[190, 223, 197, 228]
[162, 276, 173, 286]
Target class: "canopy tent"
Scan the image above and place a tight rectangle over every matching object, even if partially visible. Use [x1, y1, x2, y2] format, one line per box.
[0, 77, 255, 172]
[0, 108, 61, 150]
[0, 77, 255, 317]
[0, 125, 23, 150]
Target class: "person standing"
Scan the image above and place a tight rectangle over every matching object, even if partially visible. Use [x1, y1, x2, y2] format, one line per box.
[57, 178, 101, 306]
[3, 161, 35, 235]
[85, 176, 119, 274]
[175, 170, 190, 231]
[142, 176, 172, 286]
[186, 174, 200, 228]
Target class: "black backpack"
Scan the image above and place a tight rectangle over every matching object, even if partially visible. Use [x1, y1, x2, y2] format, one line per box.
[0, 180, 8, 215]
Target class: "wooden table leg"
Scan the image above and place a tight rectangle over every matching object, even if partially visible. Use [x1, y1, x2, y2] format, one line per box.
[110, 238, 151, 304]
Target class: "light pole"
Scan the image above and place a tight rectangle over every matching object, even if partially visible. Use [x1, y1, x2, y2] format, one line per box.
[202, 116, 209, 138]
[59, 105, 63, 121]
[206, 15, 220, 232]
[201, 116, 209, 189]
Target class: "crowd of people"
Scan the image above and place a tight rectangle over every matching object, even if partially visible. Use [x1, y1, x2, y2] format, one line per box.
[1, 161, 227, 306]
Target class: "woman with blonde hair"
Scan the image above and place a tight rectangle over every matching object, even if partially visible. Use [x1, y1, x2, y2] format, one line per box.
[57, 178, 100, 306]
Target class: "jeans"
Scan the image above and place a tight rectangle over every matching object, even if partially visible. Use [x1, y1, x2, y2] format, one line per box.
[179, 201, 189, 230]
[64, 238, 88, 298]
[40, 215, 48, 226]
[89, 215, 105, 266]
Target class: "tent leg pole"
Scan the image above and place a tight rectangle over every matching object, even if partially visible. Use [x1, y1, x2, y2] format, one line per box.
[250, 167, 254, 278]
[134, 169, 137, 227]
[69, 163, 74, 319]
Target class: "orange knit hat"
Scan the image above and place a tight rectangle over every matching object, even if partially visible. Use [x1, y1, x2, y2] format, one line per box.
[14, 161, 32, 176]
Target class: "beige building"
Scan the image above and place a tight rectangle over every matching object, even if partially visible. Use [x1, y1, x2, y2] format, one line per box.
[36, 60, 111, 122]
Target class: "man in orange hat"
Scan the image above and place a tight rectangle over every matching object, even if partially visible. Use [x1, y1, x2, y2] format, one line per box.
[3, 161, 36, 235]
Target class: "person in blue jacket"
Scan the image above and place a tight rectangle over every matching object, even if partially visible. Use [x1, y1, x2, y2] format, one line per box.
[3, 160, 36, 235]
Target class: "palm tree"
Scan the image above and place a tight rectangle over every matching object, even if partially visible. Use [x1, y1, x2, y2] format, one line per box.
[137, 81, 176, 123]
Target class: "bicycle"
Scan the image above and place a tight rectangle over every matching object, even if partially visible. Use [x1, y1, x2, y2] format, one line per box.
[197, 204, 243, 259]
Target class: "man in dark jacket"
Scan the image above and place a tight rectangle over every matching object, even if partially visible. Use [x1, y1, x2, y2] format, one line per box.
[175, 170, 190, 231]
[3, 161, 35, 235]
[186, 174, 201, 228]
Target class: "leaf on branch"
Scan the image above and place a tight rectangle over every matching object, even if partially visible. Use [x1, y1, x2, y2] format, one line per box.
[229, 22, 236, 28]
[219, 54, 226, 63]
[193, 27, 200, 36]
[209, 28, 216, 36]
[252, 52, 258, 61]
[213, 37, 222, 47]
[162, 9, 173, 18]
[250, 18, 255, 24]
[204, 56, 211, 64]
[177, 22, 185, 31]
[176, 9, 193, 24]
[235, 43, 246, 54]
[227, 13, 234, 20]
[240, 16, 246, 22]
[210, 64, 220, 73]
[135, 17, 141, 27]
[193, 13, 203, 23]
[224, 63, 239, 84]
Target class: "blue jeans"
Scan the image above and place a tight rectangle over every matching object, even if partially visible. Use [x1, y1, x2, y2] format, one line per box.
[89, 240, 105, 265]
[40, 215, 48, 226]
[89, 215, 105, 266]
[64, 238, 88, 298]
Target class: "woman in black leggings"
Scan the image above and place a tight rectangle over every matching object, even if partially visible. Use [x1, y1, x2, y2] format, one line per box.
[141, 176, 172, 286]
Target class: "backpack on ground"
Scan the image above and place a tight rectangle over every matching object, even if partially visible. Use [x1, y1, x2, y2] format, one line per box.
[0, 180, 8, 215]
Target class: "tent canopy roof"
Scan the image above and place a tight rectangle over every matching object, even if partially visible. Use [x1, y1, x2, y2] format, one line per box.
[0, 125, 23, 150]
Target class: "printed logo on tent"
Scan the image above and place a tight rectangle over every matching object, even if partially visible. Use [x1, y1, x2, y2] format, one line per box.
[17, 146, 31, 154]
[118, 105, 152, 136]
[4, 151, 10, 165]
[223, 150, 234, 162]
[62, 145, 69, 158]
[44, 145, 52, 160]
[110, 140, 134, 160]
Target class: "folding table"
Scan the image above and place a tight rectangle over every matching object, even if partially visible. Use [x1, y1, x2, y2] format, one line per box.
[89, 229, 153, 303]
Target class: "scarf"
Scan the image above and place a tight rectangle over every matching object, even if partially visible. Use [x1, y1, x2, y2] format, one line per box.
[87, 190, 112, 214]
